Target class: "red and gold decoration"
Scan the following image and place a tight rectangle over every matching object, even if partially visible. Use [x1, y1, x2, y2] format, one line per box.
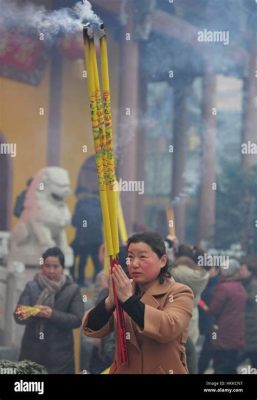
[0, 30, 48, 85]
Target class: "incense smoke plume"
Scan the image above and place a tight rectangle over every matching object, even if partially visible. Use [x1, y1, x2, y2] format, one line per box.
[0, 0, 102, 39]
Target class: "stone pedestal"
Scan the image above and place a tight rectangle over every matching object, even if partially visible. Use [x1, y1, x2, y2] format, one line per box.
[0, 265, 26, 349]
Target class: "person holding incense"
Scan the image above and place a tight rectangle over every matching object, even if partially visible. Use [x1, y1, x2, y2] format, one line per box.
[14, 247, 84, 374]
[83, 231, 194, 374]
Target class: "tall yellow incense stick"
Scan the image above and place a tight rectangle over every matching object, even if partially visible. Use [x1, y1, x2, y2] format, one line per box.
[83, 24, 128, 365]
[118, 191, 128, 244]
[100, 35, 119, 256]
[166, 207, 176, 239]
[83, 35, 114, 255]
[90, 41, 107, 181]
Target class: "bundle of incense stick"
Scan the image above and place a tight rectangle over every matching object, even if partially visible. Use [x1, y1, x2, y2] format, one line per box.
[166, 207, 176, 239]
[15, 305, 41, 320]
[83, 23, 128, 365]
[166, 207, 177, 258]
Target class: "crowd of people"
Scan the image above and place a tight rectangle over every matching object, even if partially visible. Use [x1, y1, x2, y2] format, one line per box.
[13, 231, 257, 375]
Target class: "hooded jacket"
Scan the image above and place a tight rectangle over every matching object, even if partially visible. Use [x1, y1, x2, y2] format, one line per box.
[171, 257, 209, 344]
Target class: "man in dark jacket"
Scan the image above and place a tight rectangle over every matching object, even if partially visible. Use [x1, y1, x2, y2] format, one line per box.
[71, 192, 103, 286]
[198, 265, 220, 373]
[207, 259, 247, 374]
[14, 247, 84, 374]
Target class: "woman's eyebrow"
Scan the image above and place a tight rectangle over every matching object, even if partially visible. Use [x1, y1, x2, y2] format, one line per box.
[128, 251, 148, 255]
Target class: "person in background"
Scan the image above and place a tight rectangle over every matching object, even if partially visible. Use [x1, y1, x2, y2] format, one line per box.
[71, 189, 103, 287]
[170, 244, 209, 373]
[164, 236, 177, 266]
[14, 247, 84, 374]
[83, 231, 194, 374]
[13, 177, 33, 218]
[204, 259, 247, 374]
[71, 156, 103, 287]
[239, 256, 257, 370]
[198, 265, 220, 373]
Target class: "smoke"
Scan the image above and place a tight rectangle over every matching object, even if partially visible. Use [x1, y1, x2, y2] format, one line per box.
[0, 0, 102, 39]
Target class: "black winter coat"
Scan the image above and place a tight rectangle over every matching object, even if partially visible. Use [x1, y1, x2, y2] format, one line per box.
[71, 198, 103, 247]
[14, 276, 84, 374]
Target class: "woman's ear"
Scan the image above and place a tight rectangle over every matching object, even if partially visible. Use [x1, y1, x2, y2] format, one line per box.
[160, 254, 168, 268]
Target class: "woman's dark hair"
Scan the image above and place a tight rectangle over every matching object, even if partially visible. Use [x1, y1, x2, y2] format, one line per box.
[240, 255, 257, 277]
[127, 231, 171, 284]
[176, 244, 193, 259]
[42, 247, 65, 268]
[176, 243, 208, 269]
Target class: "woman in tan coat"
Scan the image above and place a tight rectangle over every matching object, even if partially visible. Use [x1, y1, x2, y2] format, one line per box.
[83, 232, 194, 374]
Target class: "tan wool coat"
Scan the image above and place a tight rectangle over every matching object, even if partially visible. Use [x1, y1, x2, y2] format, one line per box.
[83, 277, 194, 374]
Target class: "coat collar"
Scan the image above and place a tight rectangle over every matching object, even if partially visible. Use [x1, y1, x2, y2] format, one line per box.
[140, 277, 175, 308]
[122, 278, 175, 352]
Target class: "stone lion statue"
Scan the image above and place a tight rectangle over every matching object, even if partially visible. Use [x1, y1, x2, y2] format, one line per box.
[9, 167, 73, 267]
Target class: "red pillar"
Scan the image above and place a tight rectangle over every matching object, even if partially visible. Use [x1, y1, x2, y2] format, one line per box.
[117, 1, 139, 235]
[0, 132, 13, 231]
[134, 72, 147, 228]
[197, 70, 217, 244]
[241, 37, 257, 171]
[240, 36, 257, 251]
[171, 84, 189, 242]
[47, 47, 62, 166]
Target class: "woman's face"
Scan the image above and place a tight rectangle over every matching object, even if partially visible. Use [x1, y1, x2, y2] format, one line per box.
[127, 242, 167, 285]
[42, 256, 63, 281]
